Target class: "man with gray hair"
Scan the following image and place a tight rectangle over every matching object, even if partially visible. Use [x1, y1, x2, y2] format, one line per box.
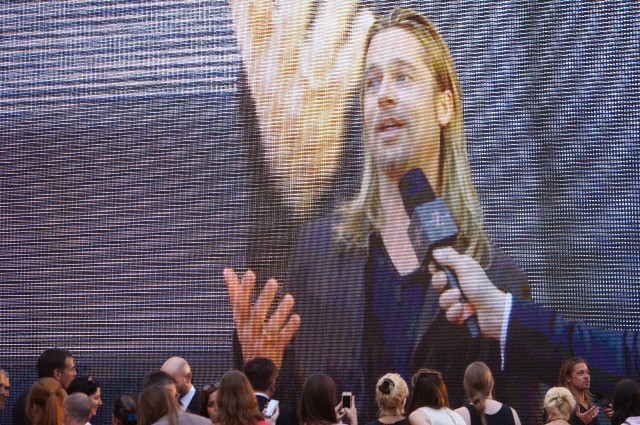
[0, 368, 10, 410]
[161, 357, 199, 413]
[63, 393, 92, 425]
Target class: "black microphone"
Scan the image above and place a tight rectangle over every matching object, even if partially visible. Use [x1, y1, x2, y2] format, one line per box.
[399, 168, 480, 338]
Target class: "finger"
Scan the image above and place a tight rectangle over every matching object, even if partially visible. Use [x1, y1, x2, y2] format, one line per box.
[445, 302, 464, 325]
[431, 247, 462, 270]
[251, 278, 279, 333]
[266, 0, 314, 81]
[265, 293, 295, 335]
[461, 302, 476, 320]
[329, 8, 375, 90]
[275, 313, 301, 351]
[431, 269, 449, 291]
[224, 268, 252, 324]
[224, 267, 240, 303]
[230, 0, 273, 60]
[299, 0, 359, 88]
[439, 288, 462, 310]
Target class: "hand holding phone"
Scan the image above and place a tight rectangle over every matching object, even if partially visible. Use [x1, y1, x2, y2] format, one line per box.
[338, 392, 357, 425]
[264, 399, 279, 418]
[342, 392, 352, 409]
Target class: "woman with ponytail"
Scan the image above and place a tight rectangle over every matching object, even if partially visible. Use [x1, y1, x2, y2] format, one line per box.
[454, 362, 520, 425]
[543, 387, 575, 425]
[26, 377, 66, 425]
[366, 373, 409, 425]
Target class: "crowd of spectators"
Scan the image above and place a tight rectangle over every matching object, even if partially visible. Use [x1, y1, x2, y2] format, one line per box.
[2, 351, 640, 425]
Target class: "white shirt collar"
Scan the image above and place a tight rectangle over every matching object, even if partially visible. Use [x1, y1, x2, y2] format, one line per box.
[179, 385, 196, 411]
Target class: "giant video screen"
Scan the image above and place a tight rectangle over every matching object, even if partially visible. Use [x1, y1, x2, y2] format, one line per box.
[1, 1, 639, 425]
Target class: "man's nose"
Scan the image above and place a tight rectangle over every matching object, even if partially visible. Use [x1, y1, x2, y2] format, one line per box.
[377, 77, 397, 108]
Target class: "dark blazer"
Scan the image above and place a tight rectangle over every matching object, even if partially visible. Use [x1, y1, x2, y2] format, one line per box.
[12, 390, 31, 425]
[277, 214, 528, 419]
[185, 388, 201, 415]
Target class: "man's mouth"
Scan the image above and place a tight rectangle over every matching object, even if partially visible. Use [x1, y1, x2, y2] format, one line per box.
[376, 118, 404, 136]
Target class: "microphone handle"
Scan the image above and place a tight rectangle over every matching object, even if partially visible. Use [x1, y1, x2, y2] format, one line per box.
[443, 267, 480, 338]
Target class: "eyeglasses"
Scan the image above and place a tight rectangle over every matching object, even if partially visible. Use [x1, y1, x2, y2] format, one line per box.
[202, 381, 220, 392]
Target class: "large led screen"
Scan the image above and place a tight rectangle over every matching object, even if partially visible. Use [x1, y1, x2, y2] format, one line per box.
[1, 2, 639, 425]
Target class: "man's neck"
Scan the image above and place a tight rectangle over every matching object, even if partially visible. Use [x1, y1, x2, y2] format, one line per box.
[572, 388, 588, 406]
[377, 174, 420, 276]
[378, 174, 407, 227]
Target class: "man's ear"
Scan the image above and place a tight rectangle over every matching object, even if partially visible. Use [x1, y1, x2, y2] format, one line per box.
[436, 89, 453, 128]
[52, 368, 62, 381]
[185, 372, 192, 384]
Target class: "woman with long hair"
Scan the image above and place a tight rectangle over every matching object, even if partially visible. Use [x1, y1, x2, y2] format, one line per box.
[26, 377, 66, 425]
[454, 362, 520, 425]
[299, 373, 357, 425]
[215, 371, 268, 425]
[407, 369, 464, 425]
[366, 373, 408, 425]
[137, 384, 210, 425]
[611, 379, 640, 425]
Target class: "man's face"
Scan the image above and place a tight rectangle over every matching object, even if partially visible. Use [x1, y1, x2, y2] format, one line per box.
[164, 383, 180, 400]
[363, 27, 451, 183]
[167, 370, 189, 397]
[567, 362, 591, 393]
[0, 373, 10, 410]
[56, 357, 77, 390]
[89, 387, 102, 417]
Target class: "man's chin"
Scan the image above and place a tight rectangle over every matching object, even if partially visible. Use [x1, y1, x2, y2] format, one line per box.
[382, 160, 414, 182]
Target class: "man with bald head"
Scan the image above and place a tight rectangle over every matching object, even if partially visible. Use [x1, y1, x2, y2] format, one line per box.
[63, 393, 92, 425]
[161, 357, 199, 413]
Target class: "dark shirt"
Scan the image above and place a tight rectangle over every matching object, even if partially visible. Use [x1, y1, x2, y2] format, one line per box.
[12, 390, 31, 425]
[464, 403, 516, 425]
[370, 233, 428, 383]
[365, 419, 409, 425]
[569, 403, 600, 425]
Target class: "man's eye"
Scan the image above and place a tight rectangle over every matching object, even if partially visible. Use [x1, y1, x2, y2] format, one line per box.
[365, 76, 381, 89]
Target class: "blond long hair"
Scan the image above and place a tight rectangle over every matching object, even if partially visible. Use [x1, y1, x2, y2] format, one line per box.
[463, 362, 494, 425]
[335, 8, 490, 266]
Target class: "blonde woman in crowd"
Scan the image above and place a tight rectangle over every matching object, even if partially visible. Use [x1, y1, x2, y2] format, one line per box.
[454, 362, 520, 425]
[544, 387, 576, 425]
[366, 373, 408, 425]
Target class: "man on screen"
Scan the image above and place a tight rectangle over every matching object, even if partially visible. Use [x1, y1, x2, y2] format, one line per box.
[225, 7, 638, 421]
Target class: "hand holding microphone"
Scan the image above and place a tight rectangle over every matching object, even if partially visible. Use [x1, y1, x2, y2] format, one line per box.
[399, 168, 480, 337]
[398, 168, 510, 340]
